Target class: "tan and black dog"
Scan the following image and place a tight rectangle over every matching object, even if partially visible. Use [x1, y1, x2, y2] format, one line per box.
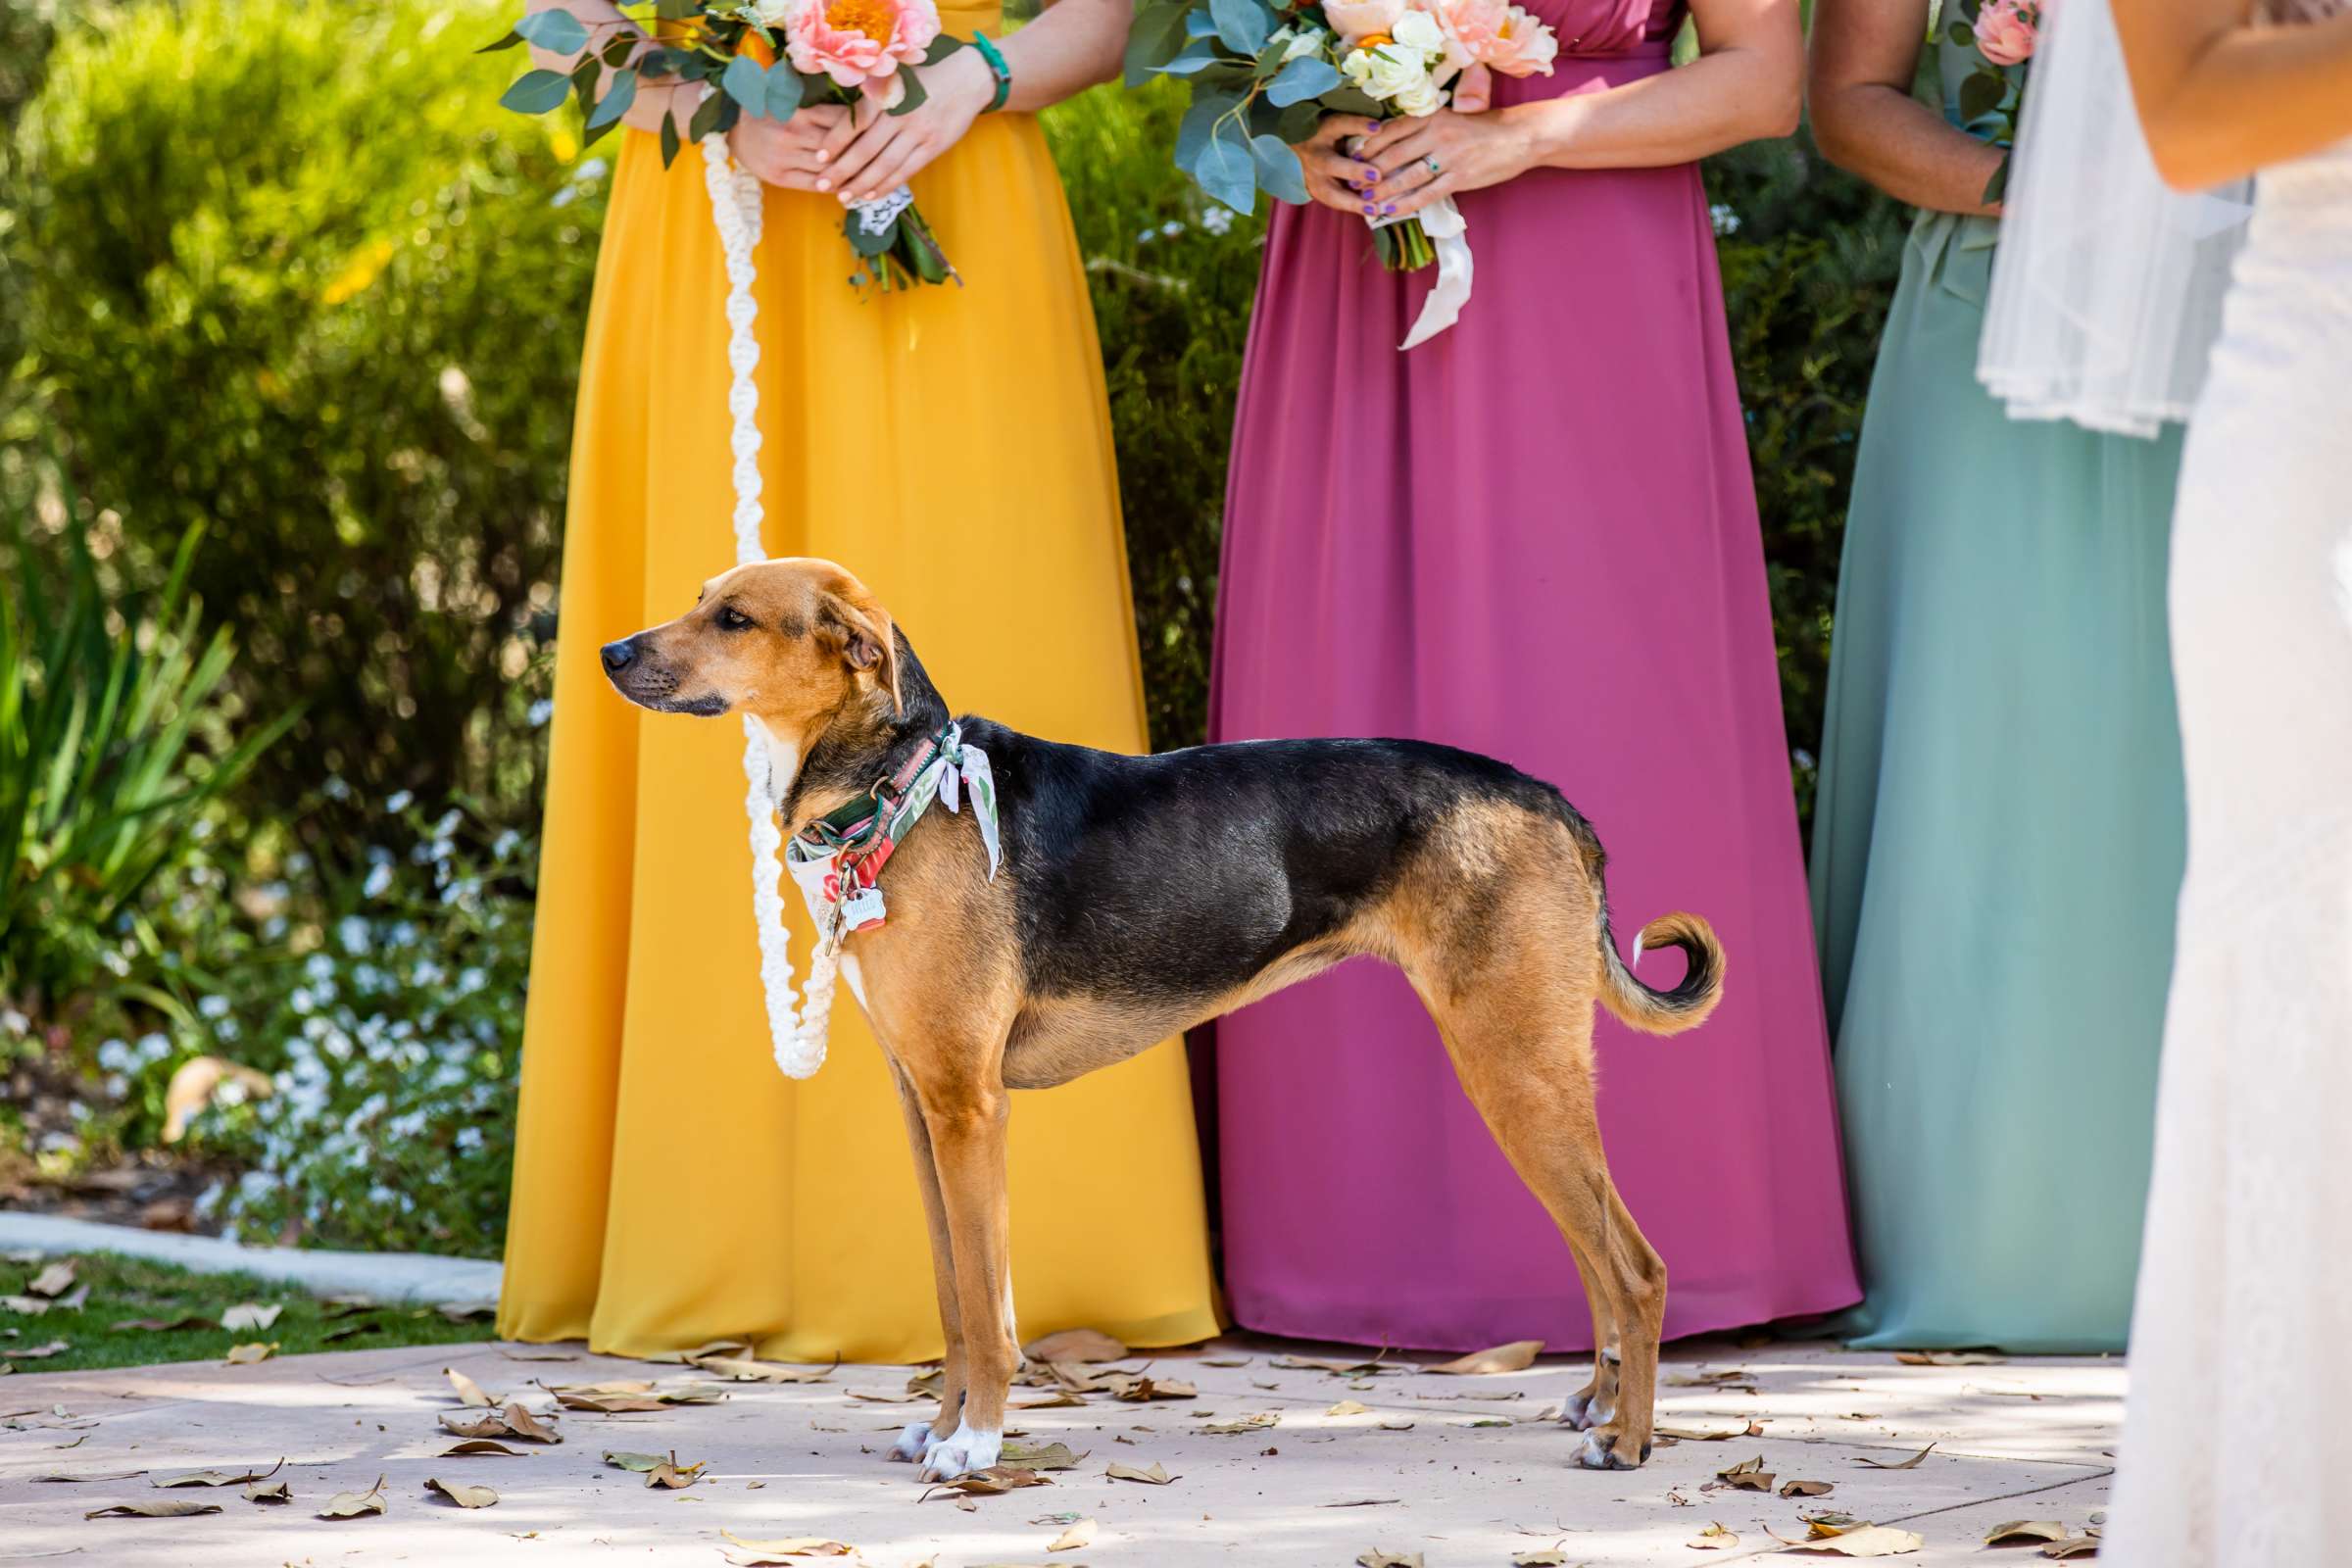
[600, 557, 1725, 1479]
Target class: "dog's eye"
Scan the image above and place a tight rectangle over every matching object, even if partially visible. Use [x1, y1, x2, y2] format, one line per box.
[716, 607, 754, 632]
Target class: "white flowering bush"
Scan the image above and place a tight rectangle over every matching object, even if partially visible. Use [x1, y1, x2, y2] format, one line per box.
[177, 796, 534, 1258]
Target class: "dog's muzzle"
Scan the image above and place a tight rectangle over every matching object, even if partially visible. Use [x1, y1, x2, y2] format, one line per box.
[601, 637, 639, 672]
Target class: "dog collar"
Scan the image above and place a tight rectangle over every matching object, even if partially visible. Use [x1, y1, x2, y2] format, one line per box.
[783, 722, 1002, 940]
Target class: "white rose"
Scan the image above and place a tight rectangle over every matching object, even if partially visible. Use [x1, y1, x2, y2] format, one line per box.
[1282, 24, 1329, 61]
[1343, 43, 1435, 103]
[1390, 9, 1447, 56]
[1391, 75, 1446, 116]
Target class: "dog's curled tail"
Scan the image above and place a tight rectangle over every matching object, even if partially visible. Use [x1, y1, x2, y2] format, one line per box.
[1595, 906, 1725, 1036]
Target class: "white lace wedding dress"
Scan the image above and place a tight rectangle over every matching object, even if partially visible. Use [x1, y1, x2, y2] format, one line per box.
[2101, 115, 2352, 1567]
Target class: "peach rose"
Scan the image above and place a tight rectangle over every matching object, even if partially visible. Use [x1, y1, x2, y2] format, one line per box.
[1972, 0, 2039, 68]
[1321, 0, 1409, 47]
[1441, 0, 1559, 76]
[781, 0, 941, 103]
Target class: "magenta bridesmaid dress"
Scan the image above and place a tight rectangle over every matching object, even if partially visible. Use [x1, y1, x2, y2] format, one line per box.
[1205, 0, 1859, 1352]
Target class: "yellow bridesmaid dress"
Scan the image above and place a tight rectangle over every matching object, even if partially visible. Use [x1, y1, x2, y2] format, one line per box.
[498, 12, 1219, 1362]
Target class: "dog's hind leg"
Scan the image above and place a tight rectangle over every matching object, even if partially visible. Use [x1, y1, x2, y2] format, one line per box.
[1420, 989, 1667, 1471]
[1560, 1243, 1622, 1432]
[884, 1057, 964, 1465]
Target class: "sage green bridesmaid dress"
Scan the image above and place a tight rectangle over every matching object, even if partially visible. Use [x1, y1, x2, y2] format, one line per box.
[1807, 36, 2186, 1351]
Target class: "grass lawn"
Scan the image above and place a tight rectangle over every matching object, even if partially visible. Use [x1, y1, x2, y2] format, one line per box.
[2, 1250, 498, 1375]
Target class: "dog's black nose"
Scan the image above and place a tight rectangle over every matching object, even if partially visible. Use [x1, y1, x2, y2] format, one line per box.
[600, 638, 638, 673]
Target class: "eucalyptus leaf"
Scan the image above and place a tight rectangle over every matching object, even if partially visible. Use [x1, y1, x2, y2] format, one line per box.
[1124, 1, 1195, 86]
[514, 8, 589, 54]
[476, 28, 524, 54]
[1250, 134, 1310, 205]
[720, 53, 768, 116]
[1197, 127, 1257, 216]
[1267, 55, 1342, 107]
[763, 62, 805, 117]
[498, 69, 572, 116]
[1210, 0, 1275, 55]
[1153, 39, 1226, 76]
[890, 63, 927, 116]
[585, 67, 636, 129]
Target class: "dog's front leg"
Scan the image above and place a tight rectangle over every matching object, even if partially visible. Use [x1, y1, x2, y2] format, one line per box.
[884, 1059, 966, 1465]
[912, 1079, 1017, 1483]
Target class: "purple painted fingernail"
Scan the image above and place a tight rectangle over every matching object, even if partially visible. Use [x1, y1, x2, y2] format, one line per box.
[1382, 203, 1396, 216]
[1361, 203, 1376, 216]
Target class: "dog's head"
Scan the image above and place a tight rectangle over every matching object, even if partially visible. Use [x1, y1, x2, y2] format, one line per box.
[599, 558, 902, 730]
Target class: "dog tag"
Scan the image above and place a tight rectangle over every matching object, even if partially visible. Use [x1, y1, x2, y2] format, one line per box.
[840, 883, 888, 933]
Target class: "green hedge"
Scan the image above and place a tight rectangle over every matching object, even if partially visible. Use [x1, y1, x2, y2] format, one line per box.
[7, 0, 595, 843]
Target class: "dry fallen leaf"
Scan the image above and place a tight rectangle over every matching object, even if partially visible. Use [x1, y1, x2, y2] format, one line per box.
[694, 1355, 838, 1384]
[1422, 1340, 1543, 1375]
[998, 1441, 1085, 1471]
[645, 1451, 707, 1490]
[1104, 1374, 1197, 1402]
[1105, 1460, 1172, 1485]
[1326, 1399, 1371, 1417]
[316, 1475, 389, 1520]
[3, 1296, 49, 1315]
[34, 1469, 146, 1483]
[86, 1498, 223, 1520]
[1893, 1350, 2005, 1366]
[499, 1348, 578, 1362]
[111, 1315, 217, 1333]
[160, 1054, 274, 1143]
[1717, 1455, 1775, 1492]
[603, 1450, 666, 1472]
[242, 1479, 292, 1504]
[720, 1535, 858, 1564]
[220, 1302, 283, 1333]
[1356, 1551, 1424, 1568]
[441, 1402, 562, 1445]
[1015, 1392, 1089, 1410]
[154, 1460, 284, 1489]
[445, 1367, 500, 1406]
[1689, 1523, 1739, 1550]
[441, 1440, 528, 1458]
[6, 1340, 69, 1360]
[1852, 1443, 1935, 1470]
[1656, 1421, 1755, 1442]
[922, 1466, 1054, 1500]
[424, 1477, 500, 1508]
[1200, 1357, 1250, 1368]
[1513, 1550, 1571, 1567]
[718, 1530, 857, 1560]
[1784, 1523, 1926, 1556]
[25, 1261, 75, 1298]
[1048, 1517, 1098, 1551]
[2040, 1540, 2099, 1560]
[1022, 1328, 1127, 1364]
[1203, 1412, 1282, 1435]
[1782, 1478, 1837, 1497]
[224, 1342, 276, 1365]
[1272, 1353, 1390, 1376]
[639, 1337, 750, 1363]
[1986, 1522, 2071, 1546]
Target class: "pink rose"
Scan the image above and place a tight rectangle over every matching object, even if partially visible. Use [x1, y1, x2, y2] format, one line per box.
[1321, 0, 1408, 46]
[1440, 0, 1559, 76]
[1972, 0, 2039, 67]
[781, 0, 941, 103]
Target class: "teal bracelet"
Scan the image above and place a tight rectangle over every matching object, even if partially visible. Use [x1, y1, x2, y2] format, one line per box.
[972, 30, 1011, 113]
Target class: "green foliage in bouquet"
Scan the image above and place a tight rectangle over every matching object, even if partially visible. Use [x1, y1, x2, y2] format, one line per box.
[1125, 0, 1365, 215]
[487, 0, 962, 287]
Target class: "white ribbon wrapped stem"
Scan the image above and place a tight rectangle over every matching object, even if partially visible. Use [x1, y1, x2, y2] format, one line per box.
[1373, 196, 1474, 351]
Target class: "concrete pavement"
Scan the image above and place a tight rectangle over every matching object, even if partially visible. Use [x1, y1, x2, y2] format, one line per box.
[0, 1334, 2120, 1565]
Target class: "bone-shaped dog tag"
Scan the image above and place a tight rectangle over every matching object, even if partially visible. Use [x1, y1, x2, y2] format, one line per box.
[840, 884, 888, 933]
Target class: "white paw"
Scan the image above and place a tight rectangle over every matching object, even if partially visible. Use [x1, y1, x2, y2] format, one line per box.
[889, 1419, 941, 1463]
[917, 1421, 1003, 1483]
[1570, 1428, 1646, 1471]
[1560, 1392, 1614, 1431]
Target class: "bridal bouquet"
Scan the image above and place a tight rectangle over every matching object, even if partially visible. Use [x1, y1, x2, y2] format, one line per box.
[487, 0, 963, 288]
[1128, 0, 1557, 345]
[1941, 0, 2037, 202]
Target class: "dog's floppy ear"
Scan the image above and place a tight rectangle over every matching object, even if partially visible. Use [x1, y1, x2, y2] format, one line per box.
[816, 590, 904, 717]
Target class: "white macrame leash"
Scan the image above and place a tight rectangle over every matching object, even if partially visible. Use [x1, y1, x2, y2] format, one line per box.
[702, 134, 837, 1081]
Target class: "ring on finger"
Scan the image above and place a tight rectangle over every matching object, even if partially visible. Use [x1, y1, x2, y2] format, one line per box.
[1425, 154, 1442, 176]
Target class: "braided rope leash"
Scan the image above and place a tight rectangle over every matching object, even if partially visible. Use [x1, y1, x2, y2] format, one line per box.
[703, 134, 836, 1081]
